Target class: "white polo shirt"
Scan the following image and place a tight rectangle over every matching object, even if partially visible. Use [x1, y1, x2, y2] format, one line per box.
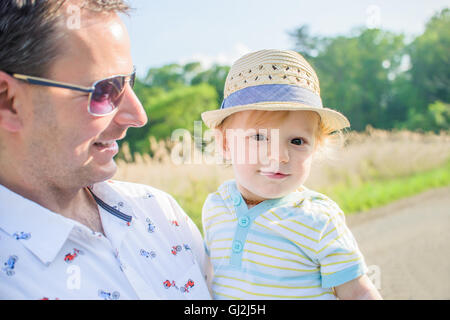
[0, 180, 212, 300]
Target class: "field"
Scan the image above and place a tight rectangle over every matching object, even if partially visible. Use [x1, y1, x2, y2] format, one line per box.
[114, 127, 450, 230]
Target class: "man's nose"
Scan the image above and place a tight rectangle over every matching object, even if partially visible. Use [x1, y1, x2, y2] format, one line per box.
[113, 85, 148, 128]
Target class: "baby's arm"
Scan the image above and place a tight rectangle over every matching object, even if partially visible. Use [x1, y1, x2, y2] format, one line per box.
[334, 275, 382, 300]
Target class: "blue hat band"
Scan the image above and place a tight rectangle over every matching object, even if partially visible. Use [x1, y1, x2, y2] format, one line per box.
[220, 84, 323, 110]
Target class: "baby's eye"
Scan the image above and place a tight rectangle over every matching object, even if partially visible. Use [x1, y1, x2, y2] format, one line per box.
[251, 134, 267, 141]
[291, 138, 306, 146]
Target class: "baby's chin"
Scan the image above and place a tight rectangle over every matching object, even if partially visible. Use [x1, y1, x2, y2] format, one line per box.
[245, 185, 299, 201]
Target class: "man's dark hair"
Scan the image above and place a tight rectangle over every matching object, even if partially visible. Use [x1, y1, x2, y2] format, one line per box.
[0, 0, 130, 77]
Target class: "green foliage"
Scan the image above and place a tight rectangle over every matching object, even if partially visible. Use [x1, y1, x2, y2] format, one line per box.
[191, 64, 230, 104]
[293, 27, 406, 130]
[324, 160, 450, 214]
[290, 7, 449, 132]
[147, 83, 218, 140]
[407, 8, 450, 111]
[122, 83, 218, 157]
[120, 8, 449, 158]
[400, 100, 450, 132]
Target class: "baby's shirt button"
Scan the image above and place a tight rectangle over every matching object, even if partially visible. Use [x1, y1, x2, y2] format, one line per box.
[232, 196, 241, 206]
[238, 216, 250, 228]
[232, 240, 243, 253]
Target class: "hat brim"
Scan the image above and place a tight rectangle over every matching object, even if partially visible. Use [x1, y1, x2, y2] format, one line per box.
[201, 102, 350, 131]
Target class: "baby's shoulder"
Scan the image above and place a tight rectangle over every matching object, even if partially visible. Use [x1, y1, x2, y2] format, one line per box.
[202, 180, 235, 214]
[274, 189, 345, 230]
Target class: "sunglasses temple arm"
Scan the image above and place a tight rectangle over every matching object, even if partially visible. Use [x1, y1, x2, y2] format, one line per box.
[13, 74, 93, 93]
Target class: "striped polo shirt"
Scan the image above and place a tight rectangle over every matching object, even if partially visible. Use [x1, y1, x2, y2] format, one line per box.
[202, 179, 368, 300]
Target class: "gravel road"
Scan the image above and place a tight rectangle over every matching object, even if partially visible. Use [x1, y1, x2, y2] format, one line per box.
[346, 186, 450, 300]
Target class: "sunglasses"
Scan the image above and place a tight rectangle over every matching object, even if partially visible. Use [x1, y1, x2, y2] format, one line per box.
[7, 67, 136, 116]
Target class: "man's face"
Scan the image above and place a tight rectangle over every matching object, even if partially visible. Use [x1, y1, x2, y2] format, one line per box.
[19, 12, 147, 189]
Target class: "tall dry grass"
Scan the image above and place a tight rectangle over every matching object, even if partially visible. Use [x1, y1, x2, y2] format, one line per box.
[113, 128, 450, 226]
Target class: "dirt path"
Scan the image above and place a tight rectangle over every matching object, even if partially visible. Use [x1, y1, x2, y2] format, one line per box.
[346, 186, 450, 300]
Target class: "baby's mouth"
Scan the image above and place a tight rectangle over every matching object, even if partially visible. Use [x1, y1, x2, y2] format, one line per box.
[259, 170, 290, 179]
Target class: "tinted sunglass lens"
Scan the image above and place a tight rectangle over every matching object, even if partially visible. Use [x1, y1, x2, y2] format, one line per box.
[89, 77, 125, 115]
[130, 72, 136, 88]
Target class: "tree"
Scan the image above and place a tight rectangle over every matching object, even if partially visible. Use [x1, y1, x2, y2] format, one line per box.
[407, 8, 450, 109]
[120, 83, 219, 158]
[303, 28, 405, 130]
[191, 64, 230, 105]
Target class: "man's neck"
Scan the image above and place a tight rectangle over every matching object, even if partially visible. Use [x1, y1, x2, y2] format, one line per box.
[0, 174, 105, 235]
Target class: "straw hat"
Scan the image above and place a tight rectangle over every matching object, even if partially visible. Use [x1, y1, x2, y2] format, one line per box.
[201, 49, 350, 130]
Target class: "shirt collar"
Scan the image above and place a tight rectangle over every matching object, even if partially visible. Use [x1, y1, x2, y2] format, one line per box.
[0, 180, 136, 265]
[89, 180, 136, 250]
[219, 179, 308, 217]
[88, 180, 135, 223]
[0, 183, 76, 265]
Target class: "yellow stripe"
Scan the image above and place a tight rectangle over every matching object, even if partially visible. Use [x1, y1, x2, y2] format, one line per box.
[211, 256, 230, 260]
[320, 226, 336, 241]
[210, 238, 232, 244]
[325, 251, 357, 258]
[204, 211, 229, 222]
[253, 221, 318, 254]
[244, 249, 313, 268]
[215, 275, 321, 289]
[246, 240, 313, 263]
[210, 240, 315, 266]
[291, 220, 321, 234]
[270, 210, 282, 220]
[211, 247, 231, 251]
[242, 258, 318, 272]
[293, 198, 305, 208]
[213, 290, 242, 300]
[261, 215, 319, 243]
[319, 219, 346, 241]
[317, 228, 349, 254]
[208, 204, 229, 211]
[266, 208, 322, 234]
[205, 218, 237, 231]
[213, 282, 333, 299]
[321, 257, 361, 267]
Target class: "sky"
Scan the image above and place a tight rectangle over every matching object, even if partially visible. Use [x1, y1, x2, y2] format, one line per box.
[122, 0, 449, 77]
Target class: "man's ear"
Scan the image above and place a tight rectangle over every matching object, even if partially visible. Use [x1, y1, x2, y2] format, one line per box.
[0, 71, 24, 132]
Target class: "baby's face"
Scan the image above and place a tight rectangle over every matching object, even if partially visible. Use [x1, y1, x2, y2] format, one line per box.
[223, 110, 319, 201]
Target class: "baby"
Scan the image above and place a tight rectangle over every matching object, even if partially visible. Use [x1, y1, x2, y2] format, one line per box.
[200, 49, 382, 300]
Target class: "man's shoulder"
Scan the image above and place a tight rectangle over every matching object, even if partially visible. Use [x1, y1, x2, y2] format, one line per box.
[93, 179, 184, 222]
[100, 179, 173, 201]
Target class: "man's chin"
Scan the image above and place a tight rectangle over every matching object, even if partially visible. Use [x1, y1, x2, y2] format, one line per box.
[87, 160, 118, 186]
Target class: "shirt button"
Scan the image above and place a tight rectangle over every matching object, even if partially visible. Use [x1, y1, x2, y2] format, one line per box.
[232, 196, 241, 206]
[238, 216, 250, 228]
[232, 240, 243, 253]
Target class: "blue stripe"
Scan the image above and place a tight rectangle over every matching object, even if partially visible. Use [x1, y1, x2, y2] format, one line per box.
[321, 264, 366, 288]
[88, 190, 132, 223]
[221, 84, 322, 109]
